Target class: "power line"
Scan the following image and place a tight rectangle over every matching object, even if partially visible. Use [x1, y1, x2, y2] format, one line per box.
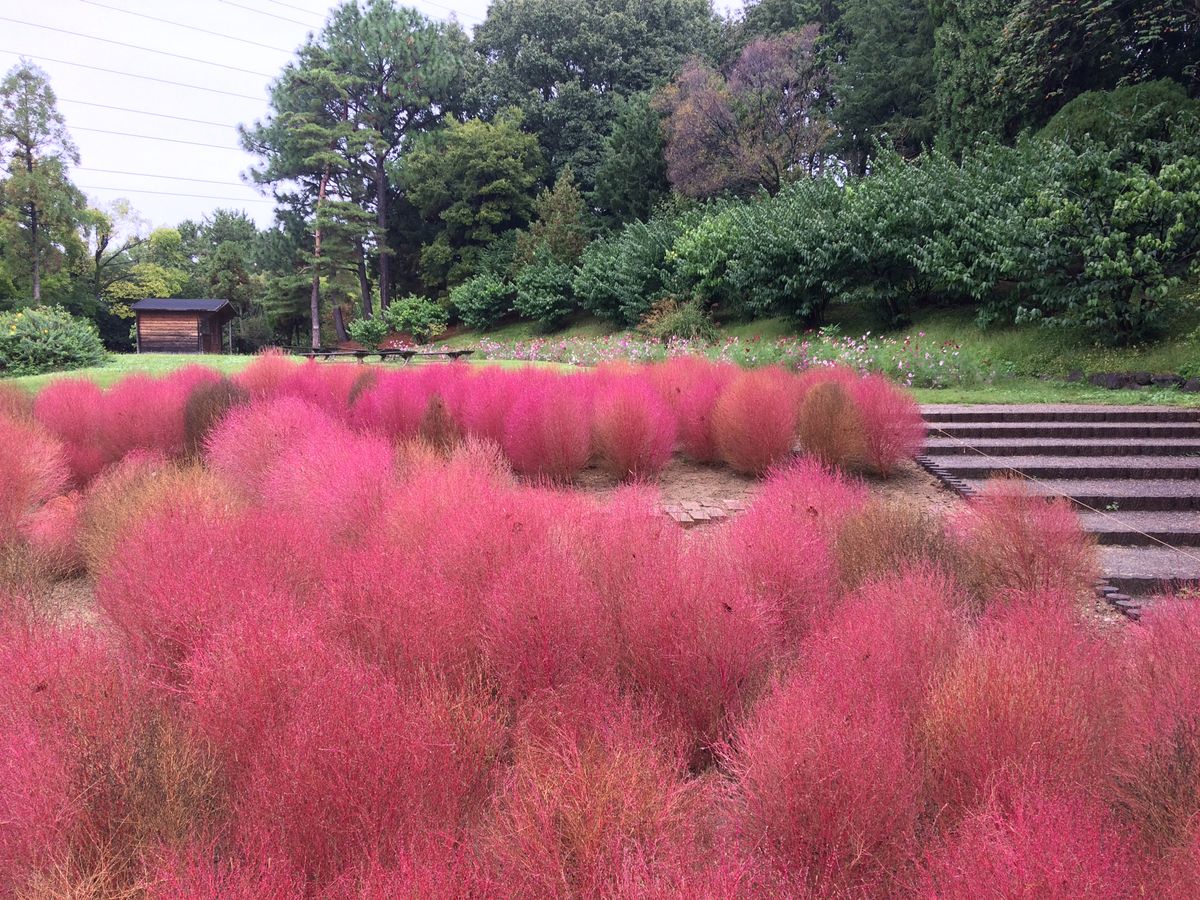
[412, 0, 484, 23]
[71, 125, 244, 151]
[78, 166, 251, 188]
[257, 0, 326, 21]
[0, 15, 276, 77]
[79, 0, 296, 55]
[215, 0, 319, 28]
[0, 50, 265, 101]
[79, 184, 274, 204]
[58, 98, 235, 129]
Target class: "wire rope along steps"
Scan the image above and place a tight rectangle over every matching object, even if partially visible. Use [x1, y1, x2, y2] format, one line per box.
[918, 404, 1200, 619]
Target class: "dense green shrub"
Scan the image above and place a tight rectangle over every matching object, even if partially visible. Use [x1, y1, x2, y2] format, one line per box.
[574, 209, 698, 326]
[346, 315, 390, 349]
[514, 247, 575, 330]
[0, 306, 106, 375]
[638, 296, 717, 342]
[449, 274, 514, 330]
[384, 294, 449, 343]
[1040, 79, 1200, 147]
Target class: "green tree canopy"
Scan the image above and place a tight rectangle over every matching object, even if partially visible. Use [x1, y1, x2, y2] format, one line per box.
[469, 0, 719, 191]
[593, 92, 671, 225]
[402, 110, 545, 291]
[0, 60, 85, 302]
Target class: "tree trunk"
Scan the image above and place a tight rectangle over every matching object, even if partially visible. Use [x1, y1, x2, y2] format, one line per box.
[355, 240, 373, 318]
[25, 148, 40, 302]
[310, 165, 331, 350]
[375, 159, 391, 309]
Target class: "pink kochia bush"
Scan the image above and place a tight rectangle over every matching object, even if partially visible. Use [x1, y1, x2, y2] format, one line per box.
[711, 366, 799, 475]
[503, 372, 593, 481]
[9, 361, 1168, 895]
[592, 375, 677, 479]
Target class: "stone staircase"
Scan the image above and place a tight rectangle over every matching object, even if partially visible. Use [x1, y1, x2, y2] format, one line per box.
[919, 405, 1200, 617]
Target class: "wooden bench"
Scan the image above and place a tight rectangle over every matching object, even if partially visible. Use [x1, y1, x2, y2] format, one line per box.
[295, 348, 476, 364]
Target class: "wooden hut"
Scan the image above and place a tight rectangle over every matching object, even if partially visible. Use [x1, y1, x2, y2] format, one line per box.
[131, 299, 235, 354]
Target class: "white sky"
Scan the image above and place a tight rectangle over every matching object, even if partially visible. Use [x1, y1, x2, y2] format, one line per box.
[0, 0, 743, 231]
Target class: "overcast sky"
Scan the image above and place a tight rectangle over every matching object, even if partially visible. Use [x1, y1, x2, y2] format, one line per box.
[1, 0, 743, 232]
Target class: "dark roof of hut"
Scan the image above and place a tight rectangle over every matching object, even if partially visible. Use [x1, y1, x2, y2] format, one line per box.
[130, 299, 232, 313]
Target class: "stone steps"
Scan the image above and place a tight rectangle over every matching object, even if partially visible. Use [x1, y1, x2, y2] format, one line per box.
[923, 404, 1200, 424]
[935, 456, 1200, 481]
[922, 437, 1200, 457]
[930, 421, 1200, 440]
[921, 404, 1200, 615]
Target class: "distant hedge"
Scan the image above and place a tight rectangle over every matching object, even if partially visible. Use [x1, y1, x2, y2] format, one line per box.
[0, 305, 107, 376]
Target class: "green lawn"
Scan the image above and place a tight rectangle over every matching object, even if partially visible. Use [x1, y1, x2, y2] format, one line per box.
[4, 351, 567, 392]
[7, 306, 1200, 407]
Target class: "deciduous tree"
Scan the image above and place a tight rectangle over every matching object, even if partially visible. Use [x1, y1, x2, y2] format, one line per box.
[658, 28, 831, 198]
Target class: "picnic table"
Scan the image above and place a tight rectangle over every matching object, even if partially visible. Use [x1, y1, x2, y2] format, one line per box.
[297, 347, 475, 364]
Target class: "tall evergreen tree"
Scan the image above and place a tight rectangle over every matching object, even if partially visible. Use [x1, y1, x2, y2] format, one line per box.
[833, 0, 936, 172]
[593, 93, 671, 225]
[0, 60, 84, 302]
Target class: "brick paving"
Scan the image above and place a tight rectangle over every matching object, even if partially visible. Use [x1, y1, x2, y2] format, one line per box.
[920, 404, 1200, 618]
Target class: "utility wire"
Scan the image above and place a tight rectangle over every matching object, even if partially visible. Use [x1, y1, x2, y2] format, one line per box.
[71, 125, 244, 151]
[257, 0, 326, 20]
[78, 0, 296, 55]
[78, 166, 251, 187]
[0, 15, 276, 77]
[0, 50, 265, 101]
[79, 184, 274, 204]
[58, 98, 235, 129]
[215, 0, 318, 28]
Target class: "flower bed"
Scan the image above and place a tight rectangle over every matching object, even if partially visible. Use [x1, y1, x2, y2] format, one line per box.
[470, 327, 997, 388]
[2, 358, 1189, 897]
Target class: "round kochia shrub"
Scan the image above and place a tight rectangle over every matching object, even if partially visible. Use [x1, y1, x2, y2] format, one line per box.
[592, 376, 677, 480]
[502, 374, 593, 481]
[712, 367, 799, 475]
[0, 306, 105, 377]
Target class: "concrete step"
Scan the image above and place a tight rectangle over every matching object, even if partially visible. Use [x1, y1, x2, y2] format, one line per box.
[958, 477, 1200, 511]
[923, 404, 1200, 424]
[1078, 511, 1200, 547]
[922, 437, 1200, 458]
[930, 455, 1200, 481]
[1098, 546, 1200, 596]
[930, 422, 1200, 440]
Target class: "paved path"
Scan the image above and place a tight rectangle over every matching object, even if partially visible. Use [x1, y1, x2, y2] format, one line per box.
[919, 404, 1200, 617]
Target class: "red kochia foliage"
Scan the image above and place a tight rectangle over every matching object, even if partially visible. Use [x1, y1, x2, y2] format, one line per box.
[849, 373, 926, 476]
[259, 419, 394, 542]
[503, 373, 593, 481]
[722, 459, 862, 642]
[456, 366, 521, 446]
[481, 545, 617, 701]
[486, 678, 703, 897]
[920, 606, 1123, 815]
[726, 566, 963, 894]
[33, 378, 107, 485]
[619, 538, 779, 757]
[949, 478, 1098, 604]
[232, 348, 297, 398]
[232, 665, 505, 883]
[592, 375, 677, 480]
[0, 415, 69, 543]
[1117, 596, 1200, 848]
[203, 396, 331, 499]
[916, 773, 1138, 899]
[711, 367, 799, 475]
[649, 356, 736, 463]
[21, 491, 83, 577]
